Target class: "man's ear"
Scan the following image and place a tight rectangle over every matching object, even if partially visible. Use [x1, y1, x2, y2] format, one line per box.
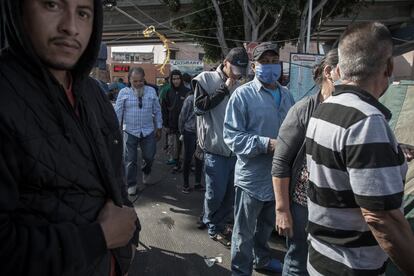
[223, 59, 228, 68]
[386, 57, 394, 77]
[251, 62, 256, 73]
[323, 65, 332, 80]
[335, 65, 341, 79]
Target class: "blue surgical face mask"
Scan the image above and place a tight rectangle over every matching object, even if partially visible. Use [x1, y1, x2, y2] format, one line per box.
[255, 63, 281, 84]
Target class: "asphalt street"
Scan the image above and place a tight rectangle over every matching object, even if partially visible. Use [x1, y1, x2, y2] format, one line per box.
[127, 140, 286, 276]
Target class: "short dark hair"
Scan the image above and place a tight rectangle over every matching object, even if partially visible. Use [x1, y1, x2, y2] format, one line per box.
[313, 48, 338, 85]
[338, 22, 393, 82]
[118, 77, 124, 83]
[170, 69, 182, 78]
[182, 73, 191, 83]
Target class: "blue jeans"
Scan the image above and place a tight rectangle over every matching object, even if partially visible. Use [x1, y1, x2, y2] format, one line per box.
[282, 202, 309, 276]
[125, 131, 156, 187]
[203, 152, 236, 236]
[231, 187, 275, 276]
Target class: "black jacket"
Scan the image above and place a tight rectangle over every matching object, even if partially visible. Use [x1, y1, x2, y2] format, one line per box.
[0, 1, 139, 275]
[162, 83, 190, 132]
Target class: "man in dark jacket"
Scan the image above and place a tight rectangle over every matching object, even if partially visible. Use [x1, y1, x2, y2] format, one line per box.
[0, 0, 139, 275]
[162, 69, 190, 170]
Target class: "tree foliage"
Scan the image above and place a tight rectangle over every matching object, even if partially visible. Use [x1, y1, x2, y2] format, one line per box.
[167, 0, 366, 60]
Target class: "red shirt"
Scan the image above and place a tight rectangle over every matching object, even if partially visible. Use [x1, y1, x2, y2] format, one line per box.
[64, 74, 75, 107]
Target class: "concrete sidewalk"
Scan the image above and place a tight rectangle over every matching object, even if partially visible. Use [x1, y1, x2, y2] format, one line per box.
[128, 144, 286, 276]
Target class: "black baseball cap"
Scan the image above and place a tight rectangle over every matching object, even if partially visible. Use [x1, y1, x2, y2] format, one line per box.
[225, 47, 249, 75]
[253, 42, 279, 61]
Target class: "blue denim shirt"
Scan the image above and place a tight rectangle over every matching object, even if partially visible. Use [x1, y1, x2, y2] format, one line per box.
[224, 77, 295, 201]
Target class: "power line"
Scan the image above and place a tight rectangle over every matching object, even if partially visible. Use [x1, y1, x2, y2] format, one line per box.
[114, 2, 272, 44]
[127, 0, 163, 26]
[105, 32, 140, 44]
[114, 6, 147, 28]
[158, 0, 234, 26]
[392, 37, 411, 43]
[125, 0, 246, 42]
[113, 3, 357, 47]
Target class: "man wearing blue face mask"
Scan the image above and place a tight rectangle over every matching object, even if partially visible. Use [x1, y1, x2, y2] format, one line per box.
[223, 42, 295, 275]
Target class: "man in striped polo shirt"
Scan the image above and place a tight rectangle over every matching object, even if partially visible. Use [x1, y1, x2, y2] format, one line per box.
[305, 22, 414, 275]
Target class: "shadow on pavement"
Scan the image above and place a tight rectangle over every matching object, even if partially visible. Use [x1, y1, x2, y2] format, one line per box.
[130, 243, 231, 276]
[128, 137, 285, 276]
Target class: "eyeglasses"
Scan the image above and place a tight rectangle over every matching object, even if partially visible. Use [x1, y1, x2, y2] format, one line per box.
[138, 96, 143, 109]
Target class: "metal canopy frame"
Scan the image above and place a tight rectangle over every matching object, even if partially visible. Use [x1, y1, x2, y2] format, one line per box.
[102, 0, 414, 54]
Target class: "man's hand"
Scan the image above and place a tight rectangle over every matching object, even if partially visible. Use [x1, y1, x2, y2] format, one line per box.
[98, 201, 138, 249]
[400, 143, 414, 162]
[267, 139, 277, 153]
[155, 128, 162, 141]
[276, 209, 293, 238]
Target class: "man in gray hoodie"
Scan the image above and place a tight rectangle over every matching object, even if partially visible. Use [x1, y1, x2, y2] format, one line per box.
[193, 47, 248, 244]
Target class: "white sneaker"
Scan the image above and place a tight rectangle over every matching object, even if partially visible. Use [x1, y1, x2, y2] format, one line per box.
[128, 185, 137, 195]
[142, 173, 153, 185]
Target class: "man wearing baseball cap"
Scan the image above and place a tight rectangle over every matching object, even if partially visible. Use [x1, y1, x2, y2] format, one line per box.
[224, 42, 295, 275]
[193, 47, 248, 246]
[226, 48, 249, 77]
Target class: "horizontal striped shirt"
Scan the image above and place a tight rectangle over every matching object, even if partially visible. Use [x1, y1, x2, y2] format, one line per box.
[114, 86, 162, 138]
[305, 85, 407, 275]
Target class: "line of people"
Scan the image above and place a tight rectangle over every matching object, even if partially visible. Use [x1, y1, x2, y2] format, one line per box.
[114, 27, 414, 275]
[112, 43, 293, 275]
[1, 0, 413, 274]
[193, 44, 294, 275]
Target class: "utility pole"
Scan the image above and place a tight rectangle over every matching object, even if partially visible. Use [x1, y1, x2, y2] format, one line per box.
[306, 0, 313, 53]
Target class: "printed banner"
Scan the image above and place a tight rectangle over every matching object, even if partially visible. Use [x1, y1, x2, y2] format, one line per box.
[170, 60, 204, 76]
[289, 53, 324, 102]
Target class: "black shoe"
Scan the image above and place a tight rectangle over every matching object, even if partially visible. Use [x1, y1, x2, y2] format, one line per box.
[182, 186, 190, 194]
[197, 222, 207, 230]
[210, 233, 231, 248]
[197, 216, 206, 229]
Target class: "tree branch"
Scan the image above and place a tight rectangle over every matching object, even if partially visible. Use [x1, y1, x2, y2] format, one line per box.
[246, 0, 258, 23]
[298, 0, 309, 52]
[320, 0, 341, 25]
[311, 0, 329, 19]
[211, 0, 229, 54]
[243, 0, 255, 25]
[258, 5, 286, 41]
[257, 11, 269, 29]
[237, 0, 252, 40]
